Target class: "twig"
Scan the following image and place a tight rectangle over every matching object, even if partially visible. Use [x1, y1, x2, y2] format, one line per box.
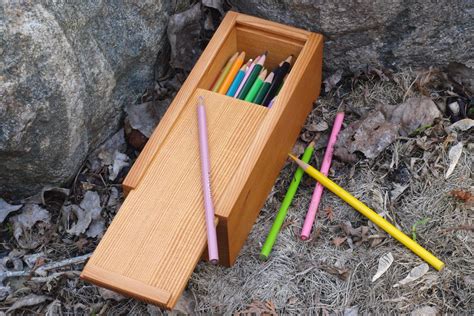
[441, 225, 474, 233]
[0, 253, 91, 279]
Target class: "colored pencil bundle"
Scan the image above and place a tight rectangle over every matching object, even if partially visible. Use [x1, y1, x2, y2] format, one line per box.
[210, 51, 293, 107]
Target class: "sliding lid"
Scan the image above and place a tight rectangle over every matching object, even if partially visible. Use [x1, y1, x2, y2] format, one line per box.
[81, 89, 268, 308]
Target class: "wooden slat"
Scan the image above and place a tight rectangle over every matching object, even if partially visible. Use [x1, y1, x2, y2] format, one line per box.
[83, 89, 268, 308]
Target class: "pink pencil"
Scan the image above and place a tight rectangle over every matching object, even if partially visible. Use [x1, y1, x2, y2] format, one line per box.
[301, 112, 345, 240]
[197, 96, 219, 264]
[234, 55, 260, 97]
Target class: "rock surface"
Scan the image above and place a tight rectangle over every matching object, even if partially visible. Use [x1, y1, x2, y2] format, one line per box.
[232, 0, 474, 73]
[0, 1, 170, 197]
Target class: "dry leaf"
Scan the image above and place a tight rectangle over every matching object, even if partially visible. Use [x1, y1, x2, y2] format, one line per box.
[7, 294, 51, 312]
[325, 206, 335, 221]
[63, 191, 105, 238]
[450, 189, 474, 203]
[445, 142, 463, 178]
[411, 306, 437, 316]
[371, 252, 394, 282]
[394, 263, 429, 287]
[99, 288, 126, 301]
[238, 300, 277, 315]
[45, 299, 62, 316]
[108, 151, 129, 181]
[10, 204, 51, 249]
[447, 118, 474, 132]
[306, 121, 329, 132]
[324, 70, 343, 92]
[390, 184, 409, 201]
[0, 198, 22, 223]
[333, 236, 347, 247]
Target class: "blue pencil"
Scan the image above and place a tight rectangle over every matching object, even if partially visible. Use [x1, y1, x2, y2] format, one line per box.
[226, 60, 251, 97]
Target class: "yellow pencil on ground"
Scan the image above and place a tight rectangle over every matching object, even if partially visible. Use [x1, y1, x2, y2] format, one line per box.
[218, 51, 245, 94]
[211, 52, 239, 92]
[288, 154, 445, 271]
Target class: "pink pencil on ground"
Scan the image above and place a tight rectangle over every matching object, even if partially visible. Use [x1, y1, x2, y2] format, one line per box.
[233, 55, 260, 97]
[301, 112, 345, 240]
[197, 96, 219, 264]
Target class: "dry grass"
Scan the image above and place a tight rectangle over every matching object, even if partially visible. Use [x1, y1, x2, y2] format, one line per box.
[1, 68, 472, 315]
[186, 69, 474, 314]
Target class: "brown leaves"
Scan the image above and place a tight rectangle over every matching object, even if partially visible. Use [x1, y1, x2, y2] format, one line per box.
[324, 206, 335, 222]
[321, 264, 350, 281]
[332, 236, 347, 247]
[334, 97, 441, 162]
[450, 189, 474, 203]
[237, 300, 277, 315]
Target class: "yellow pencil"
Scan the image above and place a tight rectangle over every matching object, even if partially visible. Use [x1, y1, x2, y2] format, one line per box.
[211, 52, 239, 92]
[288, 154, 445, 271]
[218, 52, 245, 94]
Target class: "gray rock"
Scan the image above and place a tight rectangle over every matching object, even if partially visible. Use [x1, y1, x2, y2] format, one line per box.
[0, 1, 171, 197]
[231, 0, 473, 73]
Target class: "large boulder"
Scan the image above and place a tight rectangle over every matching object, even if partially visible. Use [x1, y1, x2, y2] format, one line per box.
[232, 0, 473, 73]
[1, 2, 170, 197]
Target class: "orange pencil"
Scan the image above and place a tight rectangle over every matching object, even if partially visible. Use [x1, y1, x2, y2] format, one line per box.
[218, 52, 245, 94]
[211, 52, 239, 92]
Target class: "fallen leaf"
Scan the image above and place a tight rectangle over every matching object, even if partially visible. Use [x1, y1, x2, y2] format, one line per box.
[335, 97, 441, 162]
[394, 263, 429, 287]
[333, 236, 347, 247]
[169, 290, 195, 315]
[89, 129, 127, 170]
[324, 70, 343, 92]
[23, 252, 46, 268]
[306, 121, 329, 132]
[99, 288, 126, 301]
[447, 118, 474, 132]
[450, 189, 474, 203]
[390, 184, 409, 201]
[411, 306, 437, 316]
[125, 101, 169, 139]
[0, 198, 22, 223]
[63, 191, 105, 238]
[10, 204, 50, 249]
[167, 3, 202, 71]
[371, 252, 394, 282]
[108, 151, 129, 181]
[324, 206, 334, 221]
[390, 97, 441, 137]
[7, 294, 51, 312]
[445, 142, 463, 178]
[238, 300, 277, 315]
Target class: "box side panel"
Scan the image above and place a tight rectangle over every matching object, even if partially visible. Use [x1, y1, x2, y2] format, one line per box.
[222, 34, 324, 265]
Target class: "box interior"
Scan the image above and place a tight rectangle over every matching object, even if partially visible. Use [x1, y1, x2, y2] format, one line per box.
[197, 23, 306, 96]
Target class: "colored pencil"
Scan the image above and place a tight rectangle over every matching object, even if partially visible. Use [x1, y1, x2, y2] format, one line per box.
[244, 69, 267, 102]
[197, 96, 219, 264]
[254, 72, 274, 105]
[211, 52, 238, 92]
[268, 96, 276, 108]
[260, 141, 315, 260]
[301, 112, 344, 240]
[237, 52, 267, 100]
[226, 60, 251, 97]
[288, 154, 445, 271]
[235, 55, 260, 98]
[262, 55, 292, 106]
[218, 52, 245, 94]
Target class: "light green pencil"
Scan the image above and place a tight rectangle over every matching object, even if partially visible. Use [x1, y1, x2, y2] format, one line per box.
[244, 69, 267, 102]
[260, 141, 315, 260]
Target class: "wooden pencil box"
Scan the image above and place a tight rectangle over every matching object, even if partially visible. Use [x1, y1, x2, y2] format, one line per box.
[81, 11, 323, 309]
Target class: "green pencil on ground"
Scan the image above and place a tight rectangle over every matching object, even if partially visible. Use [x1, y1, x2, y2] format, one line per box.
[260, 141, 315, 260]
[244, 69, 267, 102]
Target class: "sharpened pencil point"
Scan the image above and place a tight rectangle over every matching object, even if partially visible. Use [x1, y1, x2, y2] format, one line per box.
[288, 153, 298, 161]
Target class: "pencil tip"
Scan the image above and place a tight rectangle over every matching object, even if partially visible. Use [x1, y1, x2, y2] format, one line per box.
[309, 141, 315, 147]
[198, 96, 204, 106]
[288, 153, 298, 161]
[263, 51, 268, 56]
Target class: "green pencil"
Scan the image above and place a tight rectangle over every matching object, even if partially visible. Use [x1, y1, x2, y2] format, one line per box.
[260, 141, 315, 260]
[253, 72, 274, 105]
[237, 52, 266, 100]
[244, 69, 267, 102]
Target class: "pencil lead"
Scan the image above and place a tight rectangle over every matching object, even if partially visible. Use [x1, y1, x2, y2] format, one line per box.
[263, 51, 268, 56]
[198, 96, 205, 106]
[309, 140, 315, 148]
